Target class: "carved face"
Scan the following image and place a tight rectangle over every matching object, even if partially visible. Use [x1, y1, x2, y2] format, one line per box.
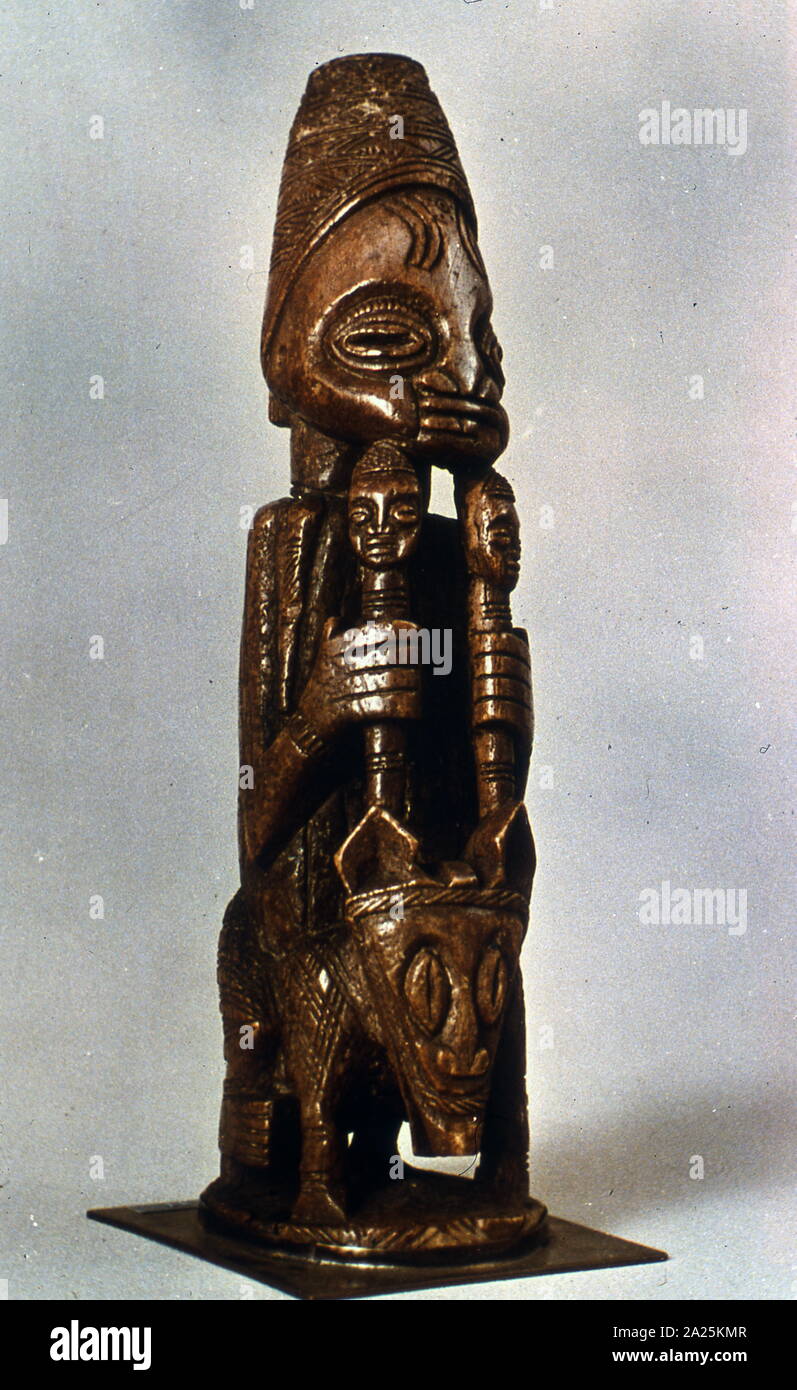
[463, 483, 521, 591]
[348, 464, 423, 569]
[267, 193, 508, 467]
[352, 896, 526, 1157]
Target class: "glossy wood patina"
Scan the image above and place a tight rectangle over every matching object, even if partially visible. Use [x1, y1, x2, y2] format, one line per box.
[198, 54, 543, 1261]
[89, 53, 668, 1298]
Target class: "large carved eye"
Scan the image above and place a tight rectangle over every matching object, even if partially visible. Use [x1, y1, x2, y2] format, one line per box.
[403, 947, 450, 1036]
[475, 943, 509, 1026]
[325, 297, 437, 373]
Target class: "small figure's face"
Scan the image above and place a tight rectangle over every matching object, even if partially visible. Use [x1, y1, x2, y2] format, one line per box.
[267, 194, 508, 468]
[349, 470, 422, 569]
[464, 487, 521, 591]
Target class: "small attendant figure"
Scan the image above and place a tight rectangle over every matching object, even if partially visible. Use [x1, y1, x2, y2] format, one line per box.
[347, 441, 425, 818]
[457, 469, 532, 822]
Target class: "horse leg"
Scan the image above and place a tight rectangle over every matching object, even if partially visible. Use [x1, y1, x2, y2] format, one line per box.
[292, 1094, 347, 1224]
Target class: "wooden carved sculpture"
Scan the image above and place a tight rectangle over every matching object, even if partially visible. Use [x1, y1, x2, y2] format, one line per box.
[200, 53, 547, 1260]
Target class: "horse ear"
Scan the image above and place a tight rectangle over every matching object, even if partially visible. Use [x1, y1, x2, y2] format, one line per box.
[335, 805, 431, 896]
[465, 801, 535, 899]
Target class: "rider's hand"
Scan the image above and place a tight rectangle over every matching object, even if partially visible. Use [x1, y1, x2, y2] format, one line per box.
[297, 618, 423, 742]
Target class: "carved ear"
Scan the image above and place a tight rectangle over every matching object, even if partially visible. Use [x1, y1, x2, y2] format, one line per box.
[335, 805, 432, 896]
[465, 801, 535, 898]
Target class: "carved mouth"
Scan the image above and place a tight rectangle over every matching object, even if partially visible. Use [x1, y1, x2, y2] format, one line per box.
[416, 392, 506, 443]
[364, 538, 398, 561]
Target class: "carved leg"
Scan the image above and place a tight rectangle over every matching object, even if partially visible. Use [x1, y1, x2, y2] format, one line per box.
[281, 944, 356, 1224]
[292, 1098, 347, 1224]
[218, 1016, 272, 1171]
[216, 893, 280, 1176]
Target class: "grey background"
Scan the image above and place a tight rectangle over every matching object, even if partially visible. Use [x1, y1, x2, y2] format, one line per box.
[1, 0, 794, 1300]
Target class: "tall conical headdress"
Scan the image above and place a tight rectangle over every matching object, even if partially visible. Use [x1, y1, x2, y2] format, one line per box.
[260, 54, 478, 376]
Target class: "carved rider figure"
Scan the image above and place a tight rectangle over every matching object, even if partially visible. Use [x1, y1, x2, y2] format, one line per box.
[201, 55, 542, 1251]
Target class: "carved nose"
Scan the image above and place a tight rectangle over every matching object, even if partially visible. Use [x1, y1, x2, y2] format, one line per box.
[417, 334, 485, 399]
[373, 499, 397, 530]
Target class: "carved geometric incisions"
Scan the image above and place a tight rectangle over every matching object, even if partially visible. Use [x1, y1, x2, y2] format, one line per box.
[88, 53, 667, 1293]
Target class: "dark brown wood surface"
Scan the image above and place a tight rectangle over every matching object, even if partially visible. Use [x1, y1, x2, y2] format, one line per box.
[200, 51, 544, 1261]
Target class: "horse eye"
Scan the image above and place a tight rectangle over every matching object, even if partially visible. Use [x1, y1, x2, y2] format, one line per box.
[403, 947, 450, 1036]
[475, 943, 509, 1026]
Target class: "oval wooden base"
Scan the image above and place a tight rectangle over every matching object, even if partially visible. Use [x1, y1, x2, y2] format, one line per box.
[199, 1168, 548, 1262]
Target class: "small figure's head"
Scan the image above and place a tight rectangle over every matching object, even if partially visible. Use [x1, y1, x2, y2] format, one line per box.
[459, 470, 521, 591]
[348, 441, 423, 570]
